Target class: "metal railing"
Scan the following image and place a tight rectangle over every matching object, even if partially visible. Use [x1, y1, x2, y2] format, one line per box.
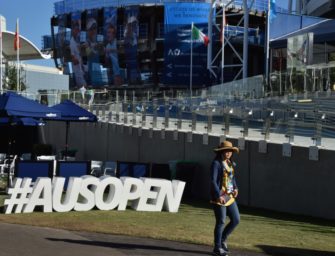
[2, 82, 335, 150]
[82, 91, 335, 150]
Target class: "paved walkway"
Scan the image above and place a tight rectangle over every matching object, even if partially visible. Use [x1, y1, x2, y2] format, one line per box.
[0, 223, 265, 256]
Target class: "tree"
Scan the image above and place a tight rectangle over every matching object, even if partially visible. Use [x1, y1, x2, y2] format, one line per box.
[2, 63, 27, 91]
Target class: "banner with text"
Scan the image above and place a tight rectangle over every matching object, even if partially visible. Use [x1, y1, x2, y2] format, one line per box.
[163, 2, 211, 87]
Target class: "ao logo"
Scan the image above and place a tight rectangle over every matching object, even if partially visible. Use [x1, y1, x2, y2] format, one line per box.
[168, 48, 181, 56]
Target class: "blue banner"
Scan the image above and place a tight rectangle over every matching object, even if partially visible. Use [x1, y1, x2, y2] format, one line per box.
[57, 14, 67, 66]
[70, 12, 87, 88]
[124, 6, 141, 85]
[85, 9, 105, 87]
[163, 3, 211, 87]
[104, 7, 123, 86]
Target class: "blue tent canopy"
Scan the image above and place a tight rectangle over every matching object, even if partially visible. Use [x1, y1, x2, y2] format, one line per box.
[50, 100, 97, 159]
[51, 100, 97, 122]
[0, 92, 60, 119]
[0, 117, 45, 126]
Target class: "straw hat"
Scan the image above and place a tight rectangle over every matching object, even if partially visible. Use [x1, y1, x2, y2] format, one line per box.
[214, 140, 239, 153]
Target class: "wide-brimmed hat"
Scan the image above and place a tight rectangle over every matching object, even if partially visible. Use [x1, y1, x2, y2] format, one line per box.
[214, 141, 239, 153]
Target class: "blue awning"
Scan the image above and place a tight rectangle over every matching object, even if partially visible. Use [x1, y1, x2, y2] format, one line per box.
[0, 117, 45, 126]
[270, 13, 334, 43]
[0, 92, 61, 119]
[51, 100, 97, 122]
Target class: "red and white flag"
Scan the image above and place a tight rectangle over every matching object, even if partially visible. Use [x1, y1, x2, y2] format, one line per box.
[14, 19, 21, 51]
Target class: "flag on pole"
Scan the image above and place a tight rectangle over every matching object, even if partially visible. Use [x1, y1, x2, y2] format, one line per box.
[14, 19, 21, 51]
[0, 22, 3, 91]
[269, 0, 277, 23]
[191, 25, 209, 46]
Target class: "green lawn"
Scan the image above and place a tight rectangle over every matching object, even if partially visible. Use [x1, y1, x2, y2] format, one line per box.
[0, 194, 334, 254]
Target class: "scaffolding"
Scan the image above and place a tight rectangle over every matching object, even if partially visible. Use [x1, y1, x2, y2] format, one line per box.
[207, 0, 264, 83]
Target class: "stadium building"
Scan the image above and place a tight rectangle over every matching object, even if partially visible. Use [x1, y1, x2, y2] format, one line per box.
[43, 0, 335, 94]
[43, 0, 268, 90]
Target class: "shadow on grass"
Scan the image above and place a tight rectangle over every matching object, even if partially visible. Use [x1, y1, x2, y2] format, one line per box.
[183, 199, 335, 228]
[239, 205, 335, 228]
[47, 238, 210, 255]
[257, 245, 335, 256]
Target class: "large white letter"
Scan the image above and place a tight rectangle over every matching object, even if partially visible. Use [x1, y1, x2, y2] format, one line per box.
[74, 175, 100, 212]
[24, 178, 52, 213]
[118, 177, 144, 211]
[95, 176, 123, 211]
[135, 178, 169, 212]
[163, 180, 185, 213]
[53, 177, 82, 212]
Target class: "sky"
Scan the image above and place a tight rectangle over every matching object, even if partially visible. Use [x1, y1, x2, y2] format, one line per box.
[0, 0, 57, 67]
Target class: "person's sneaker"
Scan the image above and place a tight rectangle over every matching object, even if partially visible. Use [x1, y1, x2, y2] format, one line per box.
[221, 242, 229, 252]
[212, 248, 227, 256]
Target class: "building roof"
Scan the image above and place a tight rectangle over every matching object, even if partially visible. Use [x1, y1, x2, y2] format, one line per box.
[1, 31, 51, 61]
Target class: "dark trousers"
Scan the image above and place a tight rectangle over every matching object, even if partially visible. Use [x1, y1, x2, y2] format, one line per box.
[213, 201, 240, 249]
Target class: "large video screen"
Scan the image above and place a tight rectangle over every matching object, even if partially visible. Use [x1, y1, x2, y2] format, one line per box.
[53, 4, 211, 89]
[56, 8, 125, 89]
[104, 7, 123, 86]
[123, 6, 141, 85]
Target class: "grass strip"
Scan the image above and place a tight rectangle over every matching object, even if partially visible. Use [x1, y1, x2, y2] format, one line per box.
[0, 195, 334, 254]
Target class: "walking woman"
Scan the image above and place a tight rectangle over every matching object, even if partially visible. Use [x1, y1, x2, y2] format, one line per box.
[210, 141, 240, 256]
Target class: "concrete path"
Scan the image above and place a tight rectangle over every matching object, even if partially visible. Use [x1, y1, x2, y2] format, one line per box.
[0, 223, 265, 256]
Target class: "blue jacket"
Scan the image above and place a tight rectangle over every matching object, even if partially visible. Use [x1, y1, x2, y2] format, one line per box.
[210, 159, 238, 201]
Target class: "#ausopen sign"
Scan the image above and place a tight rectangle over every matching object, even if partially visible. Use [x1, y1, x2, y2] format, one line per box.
[4, 176, 186, 214]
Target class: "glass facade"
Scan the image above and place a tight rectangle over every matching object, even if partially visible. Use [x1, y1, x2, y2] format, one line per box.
[54, 0, 212, 15]
[270, 15, 335, 94]
[49, 1, 267, 89]
[53, 0, 282, 15]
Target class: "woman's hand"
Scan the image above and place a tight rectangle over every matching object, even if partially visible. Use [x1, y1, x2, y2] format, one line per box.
[232, 189, 238, 198]
[219, 196, 226, 204]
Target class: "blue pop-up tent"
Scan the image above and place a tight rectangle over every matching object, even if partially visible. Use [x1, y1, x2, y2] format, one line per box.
[0, 92, 60, 155]
[51, 100, 97, 122]
[0, 92, 60, 119]
[0, 117, 45, 126]
[51, 100, 97, 158]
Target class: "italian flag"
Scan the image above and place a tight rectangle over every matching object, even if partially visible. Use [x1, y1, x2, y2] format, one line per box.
[192, 25, 209, 46]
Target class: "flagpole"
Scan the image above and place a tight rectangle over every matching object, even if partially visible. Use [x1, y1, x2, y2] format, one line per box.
[17, 18, 20, 92]
[0, 23, 3, 92]
[190, 22, 193, 98]
[221, 4, 225, 84]
[265, 0, 270, 92]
